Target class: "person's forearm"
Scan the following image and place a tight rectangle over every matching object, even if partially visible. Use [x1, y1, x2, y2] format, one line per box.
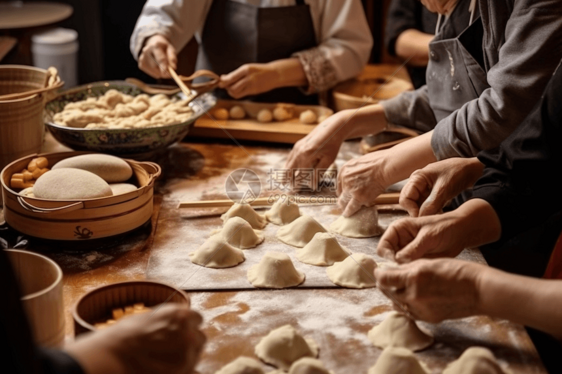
[395, 29, 434, 67]
[269, 58, 308, 88]
[476, 267, 562, 339]
[454, 198, 501, 248]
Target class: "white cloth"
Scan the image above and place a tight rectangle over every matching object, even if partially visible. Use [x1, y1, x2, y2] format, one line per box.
[130, 0, 373, 92]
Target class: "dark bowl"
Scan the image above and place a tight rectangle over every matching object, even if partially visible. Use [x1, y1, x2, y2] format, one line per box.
[44, 81, 216, 159]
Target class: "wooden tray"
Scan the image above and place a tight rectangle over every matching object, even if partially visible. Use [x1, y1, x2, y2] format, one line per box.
[188, 99, 333, 144]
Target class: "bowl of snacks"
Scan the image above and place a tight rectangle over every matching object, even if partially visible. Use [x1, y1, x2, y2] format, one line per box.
[44, 81, 216, 158]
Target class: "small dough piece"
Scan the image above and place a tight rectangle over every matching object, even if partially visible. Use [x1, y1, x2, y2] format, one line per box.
[330, 206, 382, 238]
[296, 232, 349, 266]
[248, 252, 305, 289]
[215, 356, 265, 374]
[265, 198, 301, 225]
[211, 217, 264, 249]
[443, 347, 509, 374]
[19, 187, 35, 198]
[229, 105, 246, 119]
[53, 154, 133, 183]
[33, 168, 113, 200]
[368, 311, 434, 352]
[255, 325, 318, 370]
[221, 203, 267, 229]
[276, 215, 326, 247]
[326, 253, 377, 288]
[288, 358, 332, 374]
[189, 238, 245, 268]
[214, 108, 230, 120]
[299, 110, 317, 124]
[109, 183, 137, 195]
[256, 109, 273, 123]
[273, 105, 293, 121]
[368, 347, 428, 374]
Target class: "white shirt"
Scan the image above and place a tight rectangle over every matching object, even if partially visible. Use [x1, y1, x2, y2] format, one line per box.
[130, 0, 373, 92]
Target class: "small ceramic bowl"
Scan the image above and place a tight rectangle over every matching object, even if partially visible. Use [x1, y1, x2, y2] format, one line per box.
[73, 280, 190, 336]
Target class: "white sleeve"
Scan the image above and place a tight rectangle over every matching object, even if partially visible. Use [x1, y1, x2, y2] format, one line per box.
[130, 0, 211, 60]
[293, 0, 373, 93]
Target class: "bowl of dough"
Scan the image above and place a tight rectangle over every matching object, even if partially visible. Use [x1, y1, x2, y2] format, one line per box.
[1, 151, 161, 241]
[44, 81, 216, 158]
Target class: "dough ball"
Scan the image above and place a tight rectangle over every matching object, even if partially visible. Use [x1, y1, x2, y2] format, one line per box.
[326, 253, 377, 288]
[255, 325, 318, 370]
[288, 358, 332, 374]
[330, 206, 382, 238]
[229, 105, 246, 119]
[265, 198, 301, 225]
[189, 238, 245, 268]
[276, 215, 326, 248]
[368, 347, 429, 374]
[221, 203, 267, 229]
[109, 183, 137, 195]
[19, 187, 35, 198]
[256, 109, 273, 123]
[34, 168, 113, 200]
[299, 110, 317, 124]
[367, 311, 434, 352]
[248, 252, 305, 289]
[273, 106, 293, 121]
[443, 347, 509, 374]
[211, 216, 264, 249]
[216, 356, 265, 374]
[53, 154, 133, 183]
[296, 232, 349, 266]
[214, 108, 230, 120]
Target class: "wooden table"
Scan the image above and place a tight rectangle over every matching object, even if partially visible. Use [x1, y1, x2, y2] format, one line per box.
[28, 132, 547, 374]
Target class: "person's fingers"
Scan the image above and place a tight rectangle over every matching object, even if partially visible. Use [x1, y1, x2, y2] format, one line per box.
[315, 156, 333, 172]
[394, 233, 430, 263]
[139, 51, 163, 79]
[166, 43, 177, 71]
[342, 197, 363, 217]
[152, 47, 169, 78]
[376, 225, 401, 260]
[418, 180, 447, 216]
[375, 267, 409, 289]
[226, 78, 250, 99]
[219, 65, 248, 88]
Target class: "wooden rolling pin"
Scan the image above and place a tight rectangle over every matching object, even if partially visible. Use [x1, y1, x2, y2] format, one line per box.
[178, 192, 400, 209]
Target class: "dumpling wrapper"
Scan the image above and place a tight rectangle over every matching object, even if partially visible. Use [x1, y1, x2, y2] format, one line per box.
[368, 311, 434, 352]
[189, 238, 245, 268]
[221, 203, 267, 229]
[330, 206, 382, 238]
[248, 252, 305, 289]
[276, 215, 326, 248]
[368, 347, 428, 374]
[215, 356, 265, 374]
[443, 347, 510, 374]
[296, 232, 349, 266]
[265, 198, 301, 225]
[211, 216, 264, 249]
[255, 325, 318, 370]
[326, 253, 377, 288]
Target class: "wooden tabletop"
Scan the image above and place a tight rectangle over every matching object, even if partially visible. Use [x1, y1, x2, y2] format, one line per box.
[0, 2, 73, 30]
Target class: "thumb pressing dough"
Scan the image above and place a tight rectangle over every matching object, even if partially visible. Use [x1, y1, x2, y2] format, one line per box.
[368, 347, 428, 374]
[330, 206, 382, 238]
[296, 232, 349, 266]
[189, 238, 245, 268]
[368, 311, 434, 352]
[326, 253, 377, 288]
[288, 358, 332, 374]
[265, 198, 301, 225]
[33, 168, 113, 200]
[248, 252, 305, 289]
[276, 215, 327, 247]
[52, 154, 133, 183]
[443, 347, 509, 374]
[222, 203, 267, 229]
[215, 356, 265, 374]
[255, 325, 318, 370]
[211, 217, 264, 249]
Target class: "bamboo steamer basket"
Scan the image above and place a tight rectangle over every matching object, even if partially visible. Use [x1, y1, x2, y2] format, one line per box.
[0, 151, 161, 241]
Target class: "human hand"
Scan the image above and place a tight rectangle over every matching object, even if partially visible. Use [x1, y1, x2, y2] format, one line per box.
[375, 258, 482, 323]
[219, 63, 281, 99]
[67, 304, 206, 374]
[400, 157, 484, 217]
[138, 35, 178, 79]
[420, 0, 458, 14]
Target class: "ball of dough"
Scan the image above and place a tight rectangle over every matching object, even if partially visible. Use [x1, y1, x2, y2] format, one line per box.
[288, 358, 331, 374]
[53, 154, 133, 183]
[299, 110, 317, 124]
[109, 183, 137, 195]
[214, 108, 229, 120]
[257, 109, 273, 123]
[273, 106, 293, 121]
[229, 105, 246, 119]
[368, 347, 429, 374]
[189, 238, 245, 268]
[19, 187, 35, 198]
[34, 168, 113, 200]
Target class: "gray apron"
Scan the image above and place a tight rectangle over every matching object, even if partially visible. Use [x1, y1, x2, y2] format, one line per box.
[427, 2, 490, 122]
[196, 0, 318, 104]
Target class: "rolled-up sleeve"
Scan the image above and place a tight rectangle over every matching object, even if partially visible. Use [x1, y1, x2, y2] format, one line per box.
[380, 85, 437, 133]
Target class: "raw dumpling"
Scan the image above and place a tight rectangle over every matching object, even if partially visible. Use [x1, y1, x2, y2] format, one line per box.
[255, 325, 318, 370]
[211, 217, 264, 249]
[189, 238, 245, 268]
[229, 105, 246, 119]
[299, 110, 317, 124]
[265, 198, 300, 225]
[109, 183, 137, 195]
[248, 252, 305, 289]
[368, 347, 428, 374]
[296, 232, 348, 266]
[222, 204, 267, 229]
[326, 253, 377, 288]
[273, 105, 293, 121]
[214, 108, 229, 120]
[443, 347, 509, 374]
[215, 356, 265, 374]
[330, 206, 382, 238]
[276, 215, 326, 248]
[368, 311, 434, 352]
[257, 109, 273, 123]
[33, 168, 113, 200]
[288, 358, 332, 374]
[52, 154, 133, 183]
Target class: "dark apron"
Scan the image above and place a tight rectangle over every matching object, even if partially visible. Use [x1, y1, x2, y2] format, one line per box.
[427, 3, 490, 122]
[197, 0, 318, 104]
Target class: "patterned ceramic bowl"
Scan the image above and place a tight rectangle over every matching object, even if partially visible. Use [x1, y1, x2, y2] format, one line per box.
[44, 81, 216, 159]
